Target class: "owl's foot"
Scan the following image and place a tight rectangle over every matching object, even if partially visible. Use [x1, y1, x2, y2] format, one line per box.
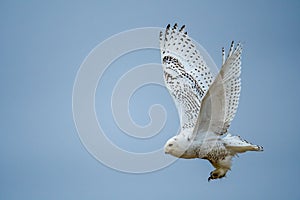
[208, 168, 228, 181]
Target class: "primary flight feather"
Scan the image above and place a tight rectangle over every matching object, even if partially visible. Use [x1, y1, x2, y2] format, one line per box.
[160, 24, 263, 181]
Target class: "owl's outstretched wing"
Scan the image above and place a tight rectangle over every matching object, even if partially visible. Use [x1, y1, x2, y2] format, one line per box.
[160, 24, 214, 131]
[193, 41, 242, 136]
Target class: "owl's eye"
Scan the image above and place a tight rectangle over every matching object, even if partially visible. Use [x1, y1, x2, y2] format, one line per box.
[168, 143, 173, 147]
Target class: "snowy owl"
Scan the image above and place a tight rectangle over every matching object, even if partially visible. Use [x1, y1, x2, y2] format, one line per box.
[160, 24, 263, 181]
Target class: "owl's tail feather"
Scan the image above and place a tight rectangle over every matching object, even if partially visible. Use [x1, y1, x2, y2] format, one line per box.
[222, 133, 263, 153]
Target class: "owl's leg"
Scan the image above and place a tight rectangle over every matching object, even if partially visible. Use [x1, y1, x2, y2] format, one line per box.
[208, 155, 232, 181]
[208, 168, 229, 181]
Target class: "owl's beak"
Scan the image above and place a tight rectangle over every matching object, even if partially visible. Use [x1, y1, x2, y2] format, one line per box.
[164, 148, 169, 154]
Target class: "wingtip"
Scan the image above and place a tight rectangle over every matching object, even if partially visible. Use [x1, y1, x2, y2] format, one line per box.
[222, 47, 225, 65]
[227, 40, 235, 58]
[231, 40, 234, 46]
[258, 145, 264, 151]
[179, 25, 185, 32]
[173, 23, 178, 29]
[237, 42, 243, 51]
[159, 31, 163, 40]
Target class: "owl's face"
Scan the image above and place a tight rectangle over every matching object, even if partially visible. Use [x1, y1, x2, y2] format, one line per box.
[164, 135, 188, 158]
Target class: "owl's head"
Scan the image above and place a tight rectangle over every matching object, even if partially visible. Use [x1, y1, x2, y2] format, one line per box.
[164, 134, 190, 158]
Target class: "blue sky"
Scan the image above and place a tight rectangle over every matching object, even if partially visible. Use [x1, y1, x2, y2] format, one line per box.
[1, 0, 300, 199]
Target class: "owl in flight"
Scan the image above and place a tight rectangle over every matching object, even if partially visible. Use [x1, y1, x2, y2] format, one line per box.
[160, 24, 263, 181]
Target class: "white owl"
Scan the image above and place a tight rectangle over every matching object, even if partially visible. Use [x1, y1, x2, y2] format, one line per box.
[160, 24, 263, 181]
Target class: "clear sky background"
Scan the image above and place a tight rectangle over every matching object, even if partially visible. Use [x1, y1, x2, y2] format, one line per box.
[1, 0, 300, 199]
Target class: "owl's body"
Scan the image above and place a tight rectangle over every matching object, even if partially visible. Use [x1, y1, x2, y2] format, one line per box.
[160, 24, 263, 181]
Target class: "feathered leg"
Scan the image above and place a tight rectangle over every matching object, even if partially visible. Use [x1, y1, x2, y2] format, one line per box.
[208, 155, 232, 181]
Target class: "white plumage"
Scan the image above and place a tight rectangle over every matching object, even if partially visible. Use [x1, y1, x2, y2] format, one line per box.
[160, 24, 263, 181]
